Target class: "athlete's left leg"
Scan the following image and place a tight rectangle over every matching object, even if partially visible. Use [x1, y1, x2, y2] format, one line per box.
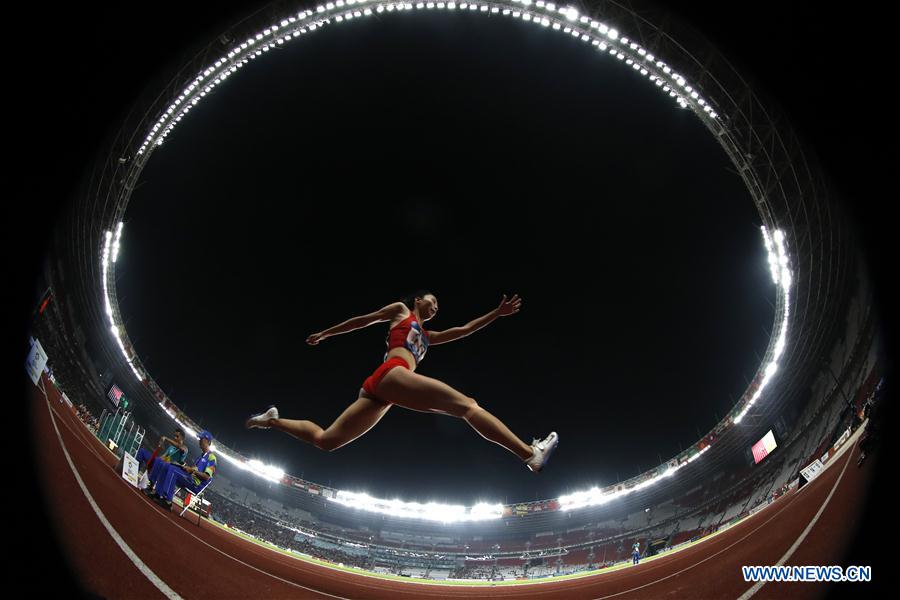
[269, 392, 393, 452]
[376, 368, 534, 460]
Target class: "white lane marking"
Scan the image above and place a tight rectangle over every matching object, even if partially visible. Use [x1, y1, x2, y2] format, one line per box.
[45, 393, 351, 600]
[51, 401, 118, 465]
[43, 377, 860, 600]
[595, 436, 855, 600]
[43, 392, 183, 600]
[154, 509, 353, 599]
[580, 493, 804, 599]
[584, 429, 864, 599]
[736, 438, 858, 600]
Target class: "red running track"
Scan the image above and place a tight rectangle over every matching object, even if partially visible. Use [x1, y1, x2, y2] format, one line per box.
[30, 373, 881, 599]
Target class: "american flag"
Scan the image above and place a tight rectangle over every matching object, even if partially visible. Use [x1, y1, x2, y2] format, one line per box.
[108, 384, 124, 407]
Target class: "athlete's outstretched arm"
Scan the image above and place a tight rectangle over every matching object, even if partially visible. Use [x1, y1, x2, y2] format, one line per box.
[307, 302, 406, 345]
[429, 294, 523, 346]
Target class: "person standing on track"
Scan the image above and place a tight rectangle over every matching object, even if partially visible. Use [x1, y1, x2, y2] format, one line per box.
[246, 291, 558, 472]
[632, 541, 641, 565]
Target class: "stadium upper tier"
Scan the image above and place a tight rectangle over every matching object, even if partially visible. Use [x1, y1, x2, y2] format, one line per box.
[201, 345, 876, 552]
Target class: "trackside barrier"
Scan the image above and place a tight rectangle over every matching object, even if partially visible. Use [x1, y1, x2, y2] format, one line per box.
[97, 409, 108, 433]
[97, 408, 116, 442]
[110, 412, 129, 448]
[119, 423, 145, 458]
[800, 423, 860, 485]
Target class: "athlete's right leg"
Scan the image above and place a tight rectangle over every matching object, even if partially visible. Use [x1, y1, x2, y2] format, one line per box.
[375, 368, 534, 461]
[269, 391, 393, 452]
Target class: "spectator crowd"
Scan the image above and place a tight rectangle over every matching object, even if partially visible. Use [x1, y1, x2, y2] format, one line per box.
[75, 403, 100, 434]
[207, 491, 372, 570]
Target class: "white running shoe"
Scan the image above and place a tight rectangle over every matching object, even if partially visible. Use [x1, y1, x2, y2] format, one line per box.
[525, 432, 559, 472]
[246, 406, 279, 429]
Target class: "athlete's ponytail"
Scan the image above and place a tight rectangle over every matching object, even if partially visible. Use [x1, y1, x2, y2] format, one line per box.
[401, 289, 434, 310]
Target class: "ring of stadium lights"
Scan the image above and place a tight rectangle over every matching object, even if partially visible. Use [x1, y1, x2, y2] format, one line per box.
[97, 0, 793, 523]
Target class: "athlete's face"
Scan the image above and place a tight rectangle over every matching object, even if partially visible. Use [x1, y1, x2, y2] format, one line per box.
[419, 294, 438, 320]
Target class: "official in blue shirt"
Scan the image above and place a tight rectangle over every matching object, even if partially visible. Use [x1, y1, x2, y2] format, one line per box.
[146, 430, 216, 509]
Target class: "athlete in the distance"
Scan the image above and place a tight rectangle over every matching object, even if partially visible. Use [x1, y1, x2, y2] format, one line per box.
[246, 291, 558, 472]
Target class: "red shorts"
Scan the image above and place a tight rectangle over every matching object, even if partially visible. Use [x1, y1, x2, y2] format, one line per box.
[362, 357, 410, 399]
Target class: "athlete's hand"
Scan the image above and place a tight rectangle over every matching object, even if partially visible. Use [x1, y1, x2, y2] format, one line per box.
[497, 294, 522, 317]
[306, 332, 326, 346]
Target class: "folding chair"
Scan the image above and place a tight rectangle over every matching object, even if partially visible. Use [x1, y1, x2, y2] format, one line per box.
[178, 477, 213, 526]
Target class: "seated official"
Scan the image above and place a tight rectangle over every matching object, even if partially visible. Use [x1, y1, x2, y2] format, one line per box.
[146, 430, 216, 509]
[135, 428, 188, 484]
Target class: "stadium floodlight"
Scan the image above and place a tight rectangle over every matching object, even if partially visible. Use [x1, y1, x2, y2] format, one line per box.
[126, 1, 721, 156]
[247, 458, 285, 482]
[330, 490, 503, 522]
[772, 229, 792, 290]
[111, 223, 123, 262]
[686, 446, 708, 463]
[764, 361, 779, 383]
[781, 268, 792, 289]
[762, 228, 781, 284]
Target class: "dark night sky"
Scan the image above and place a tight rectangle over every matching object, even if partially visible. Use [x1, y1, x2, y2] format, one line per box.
[13, 1, 894, 508]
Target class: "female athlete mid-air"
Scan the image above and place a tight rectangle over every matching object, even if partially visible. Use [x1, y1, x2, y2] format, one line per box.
[246, 291, 559, 472]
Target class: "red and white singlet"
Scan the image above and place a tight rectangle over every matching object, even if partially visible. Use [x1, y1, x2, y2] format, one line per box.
[383, 311, 430, 366]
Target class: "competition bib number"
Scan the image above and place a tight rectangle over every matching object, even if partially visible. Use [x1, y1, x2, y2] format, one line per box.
[405, 324, 428, 361]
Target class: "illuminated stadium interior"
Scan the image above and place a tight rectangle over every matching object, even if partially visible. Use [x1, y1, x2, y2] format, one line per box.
[94, 0, 799, 521]
[29, 0, 881, 590]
